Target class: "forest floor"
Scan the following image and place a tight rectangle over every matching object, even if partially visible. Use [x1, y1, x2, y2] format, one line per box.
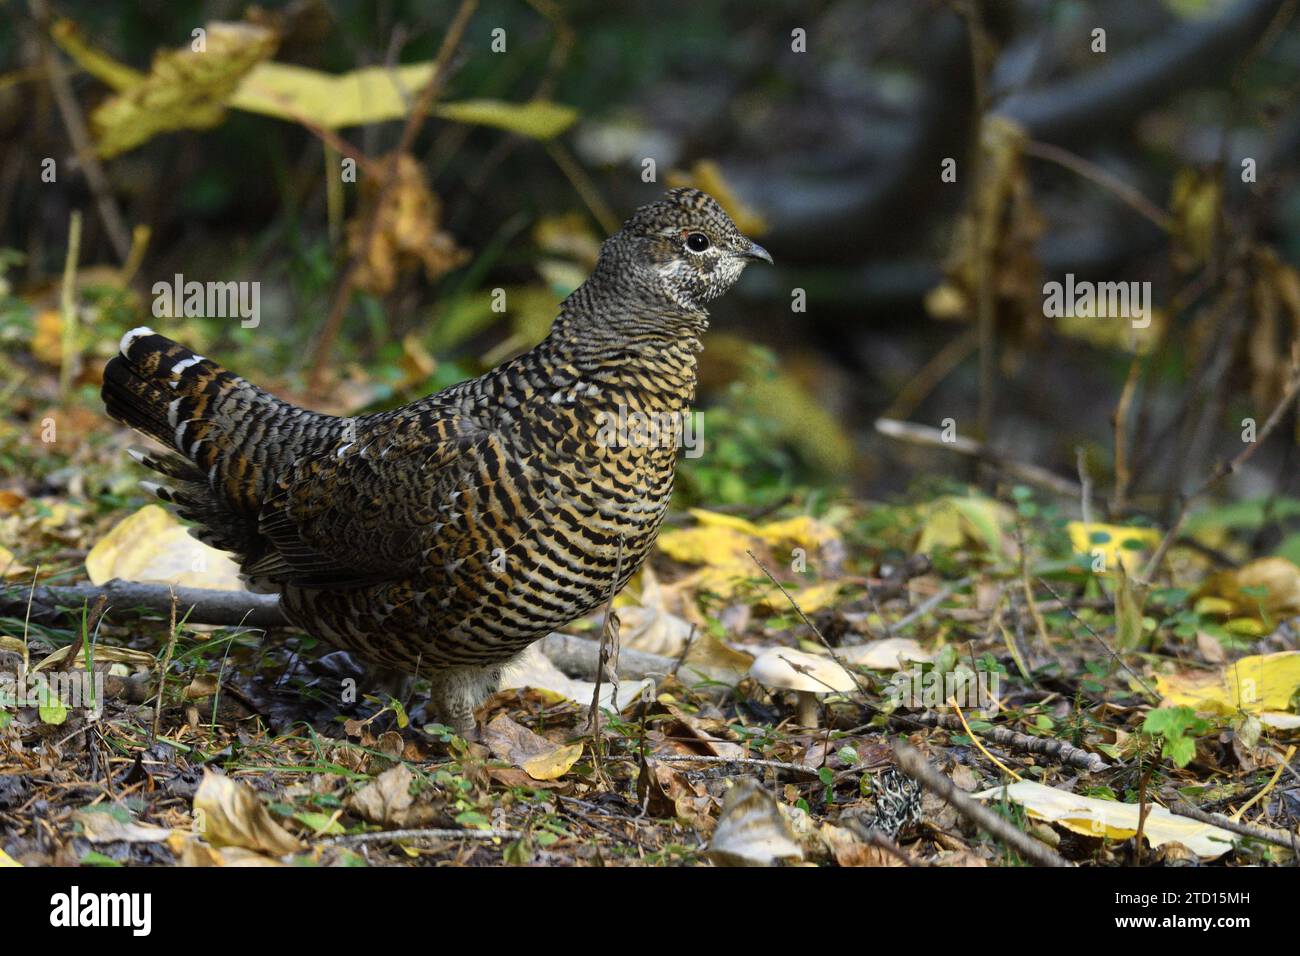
[2, 353, 1299, 868]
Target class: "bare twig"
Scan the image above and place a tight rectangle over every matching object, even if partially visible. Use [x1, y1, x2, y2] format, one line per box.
[1142, 358, 1300, 582]
[876, 418, 1083, 498]
[1023, 140, 1174, 232]
[904, 710, 1110, 773]
[1036, 576, 1159, 700]
[892, 740, 1071, 867]
[28, 0, 131, 263]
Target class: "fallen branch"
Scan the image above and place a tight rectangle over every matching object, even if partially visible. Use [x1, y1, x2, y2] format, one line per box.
[892, 740, 1072, 867]
[1169, 802, 1299, 855]
[905, 710, 1110, 774]
[0, 580, 285, 628]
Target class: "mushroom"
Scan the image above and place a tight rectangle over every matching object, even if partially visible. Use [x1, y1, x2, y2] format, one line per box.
[749, 647, 857, 728]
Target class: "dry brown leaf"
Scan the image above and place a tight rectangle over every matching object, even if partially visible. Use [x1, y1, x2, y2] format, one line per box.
[482, 713, 583, 782]
[193, 769, 304, 856]
[346, 153, 468, 296]
[347, 763, 416, 827]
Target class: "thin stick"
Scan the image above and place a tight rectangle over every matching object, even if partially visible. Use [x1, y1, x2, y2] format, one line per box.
[1023, 139, 1174, 232]
[29, 0, 132, 262]
[950, 696, 1022, 781]
[588, 534, 624, 749]
[1142, 360, 1300, 582]
[152, 587, 178, 743]
[1036, 576, 1159, 700]
[876, 418, 1083, 498]
[892, 740, 1071, 867]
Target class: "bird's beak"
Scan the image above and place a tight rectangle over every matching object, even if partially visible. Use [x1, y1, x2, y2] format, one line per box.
[741, 240, 773, 264]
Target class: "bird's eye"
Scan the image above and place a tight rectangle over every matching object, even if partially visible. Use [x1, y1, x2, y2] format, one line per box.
[685, 232, 711, 253]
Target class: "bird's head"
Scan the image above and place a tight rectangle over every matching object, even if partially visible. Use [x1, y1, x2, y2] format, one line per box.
[600, 187, 772, 313]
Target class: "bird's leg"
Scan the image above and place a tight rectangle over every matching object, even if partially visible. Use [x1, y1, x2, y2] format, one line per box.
[366, 664, 415, 706]
[427, 664, 502, 740]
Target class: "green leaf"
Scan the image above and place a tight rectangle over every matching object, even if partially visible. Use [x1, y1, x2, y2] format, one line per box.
[1163, 735, 1196, 768]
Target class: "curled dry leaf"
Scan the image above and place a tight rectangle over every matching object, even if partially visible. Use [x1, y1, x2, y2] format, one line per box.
[346, 154, 468, 296]
[482, 713, 583, 782]
[705, 778, 803, 867]
[347, 763, 421, 828]
[193, 769, 304, 857]
[73, 808, 176, 844]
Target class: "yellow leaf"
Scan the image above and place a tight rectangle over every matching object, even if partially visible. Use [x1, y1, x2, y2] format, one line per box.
[432, 99, 577, 140]
[0, 848, 21, 866]
[759, 580, 842, 614]
[50, 19, 145, 90]
[91, 22, 279, 158]
[1066, 522, 1160, 573]
[1201, 557, 1300, 618]
[85, 504, 246, 590]
[0, 546, 31, 580]
[1156, 651, 1300, 717]
[231, 61, 433, 128]
[974, 781, 1235, 859]
[483, 713, 583, 781]
[754, 515, 840, 552]
[656, 524, 753, 566]
[917, 496, 1011, 555]
[32, 309, 64, 365]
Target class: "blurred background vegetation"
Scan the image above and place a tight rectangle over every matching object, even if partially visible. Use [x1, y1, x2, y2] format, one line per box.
[1, 0, 1298, 532]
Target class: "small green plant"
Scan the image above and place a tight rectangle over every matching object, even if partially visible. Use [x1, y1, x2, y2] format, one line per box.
[1142, 706, 1211, 768]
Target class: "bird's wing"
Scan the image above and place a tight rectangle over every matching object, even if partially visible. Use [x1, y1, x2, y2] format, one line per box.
[248, 404, 495, 589]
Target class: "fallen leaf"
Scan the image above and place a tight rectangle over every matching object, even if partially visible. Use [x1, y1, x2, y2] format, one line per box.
[1066, 522, 1159, 574]
[705, 778, 803, 866]
[0, 545, 31, 580]
[1201, 557, 1300, 618]
[618, 565, 695, 657]
[74, 807, 176, 844]
[973, 780, 1236, 859]
[347, 764, 415, 827]
[85, 504, 246, 589]
[1155, 650, 1300, 725]
[193, 769, 304, 856]
[482, 714, 583, 781]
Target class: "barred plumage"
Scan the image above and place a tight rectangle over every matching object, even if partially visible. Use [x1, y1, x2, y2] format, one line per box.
[101, 188, 771, 733]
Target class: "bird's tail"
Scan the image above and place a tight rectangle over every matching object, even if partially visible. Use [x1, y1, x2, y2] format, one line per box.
[102, 326, 348, 558]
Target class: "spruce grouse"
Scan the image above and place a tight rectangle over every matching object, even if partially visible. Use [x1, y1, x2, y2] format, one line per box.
[102, 188, 770, 734]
